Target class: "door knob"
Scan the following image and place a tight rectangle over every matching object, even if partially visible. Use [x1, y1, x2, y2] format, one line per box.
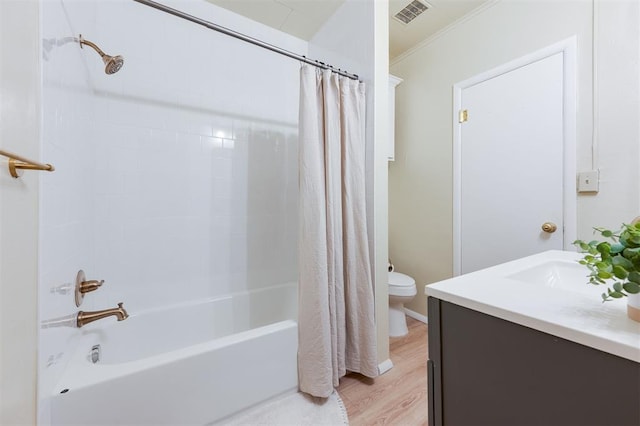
[541, 222, 557, 233]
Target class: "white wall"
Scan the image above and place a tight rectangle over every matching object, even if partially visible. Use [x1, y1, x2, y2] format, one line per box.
[39, 0, 305, 420]
[390, 0, 639, 316]
[308, 0, 389, 366]
[0, 0, 40, 423]
[580, 0, 640, 233]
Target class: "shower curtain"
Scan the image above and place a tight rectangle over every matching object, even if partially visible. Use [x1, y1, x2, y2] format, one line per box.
[298, 65, 378, 398]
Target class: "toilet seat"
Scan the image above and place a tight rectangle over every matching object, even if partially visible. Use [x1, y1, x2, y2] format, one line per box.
[389, 272, 417, 297]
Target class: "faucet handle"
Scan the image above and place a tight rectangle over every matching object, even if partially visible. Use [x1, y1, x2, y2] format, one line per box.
[74, 270, 105, 307]
[80, 279, 104, 294]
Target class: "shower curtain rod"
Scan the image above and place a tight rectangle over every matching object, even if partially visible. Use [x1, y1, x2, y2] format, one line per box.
[132, 0, 360, 81]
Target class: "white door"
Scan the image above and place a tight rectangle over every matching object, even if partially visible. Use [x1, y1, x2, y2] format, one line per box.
[454, 42, 576, 275]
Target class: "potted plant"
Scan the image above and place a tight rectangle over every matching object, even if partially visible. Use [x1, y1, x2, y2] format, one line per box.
[574, 221, 640, 322]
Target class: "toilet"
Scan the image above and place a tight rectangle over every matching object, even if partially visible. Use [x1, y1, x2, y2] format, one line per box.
[388, 271, 417, 337]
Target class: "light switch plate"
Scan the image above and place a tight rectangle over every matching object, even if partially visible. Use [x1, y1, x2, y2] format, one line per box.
[578, 170, 599, 193]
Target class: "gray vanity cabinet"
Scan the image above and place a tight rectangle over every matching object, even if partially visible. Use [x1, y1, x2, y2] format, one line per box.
[427, 297, 640, 426]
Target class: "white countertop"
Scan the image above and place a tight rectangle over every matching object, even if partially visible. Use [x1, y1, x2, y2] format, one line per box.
[425, 250, 640, 363]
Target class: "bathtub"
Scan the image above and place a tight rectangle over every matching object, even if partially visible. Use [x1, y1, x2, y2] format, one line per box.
[50, 283, 298, 425]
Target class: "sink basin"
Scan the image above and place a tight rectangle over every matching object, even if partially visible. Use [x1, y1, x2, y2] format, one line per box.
[507, 260, 600, 295]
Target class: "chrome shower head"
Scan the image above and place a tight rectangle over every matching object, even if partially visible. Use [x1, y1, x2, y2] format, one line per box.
[78, 34, 124, 75]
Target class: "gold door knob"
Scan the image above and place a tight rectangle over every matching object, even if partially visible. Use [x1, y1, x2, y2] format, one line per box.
[541, 222, 557, 233]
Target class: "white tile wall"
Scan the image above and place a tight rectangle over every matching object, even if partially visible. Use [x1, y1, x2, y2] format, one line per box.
[39, 0, 304, 420]
[39, 2, 99, 416]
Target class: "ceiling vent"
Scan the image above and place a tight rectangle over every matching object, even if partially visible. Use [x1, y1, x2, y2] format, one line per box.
[393, 0, 430, 25]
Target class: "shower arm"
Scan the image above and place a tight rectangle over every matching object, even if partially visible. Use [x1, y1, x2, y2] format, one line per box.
[78, 35, 107, 58]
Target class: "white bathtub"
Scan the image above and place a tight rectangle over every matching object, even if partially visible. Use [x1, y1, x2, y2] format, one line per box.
[50, 283, 298, 425]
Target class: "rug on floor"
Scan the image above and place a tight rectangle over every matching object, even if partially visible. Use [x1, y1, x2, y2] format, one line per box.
[222, 391, 349, 426]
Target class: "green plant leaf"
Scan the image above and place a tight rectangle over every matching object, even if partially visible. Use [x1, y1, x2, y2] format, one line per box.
[608, 290, 624, 298]
[621, 235, 640, 249]
[610, 243, 624, 254]
[623, 282, 640, 294]
[596, 242, 611, 255]
[612, 256, 633, 270]
[598, 271, 612, 280]
[613, 266, 628, 280]
[622, 248, 640, 259]
[628, 271, 640, 284]
[601, 229, 613, 238]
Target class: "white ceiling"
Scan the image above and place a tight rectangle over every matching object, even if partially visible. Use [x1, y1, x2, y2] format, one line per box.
[389, 0, 489, 59]
[206, 0, 491, 60]
[205, 0, 345, 41]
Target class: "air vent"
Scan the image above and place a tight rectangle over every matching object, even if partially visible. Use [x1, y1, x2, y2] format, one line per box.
[393, 0, 430, 25]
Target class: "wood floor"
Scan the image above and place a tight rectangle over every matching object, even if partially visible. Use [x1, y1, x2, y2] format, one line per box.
[337, 318, 428, 426]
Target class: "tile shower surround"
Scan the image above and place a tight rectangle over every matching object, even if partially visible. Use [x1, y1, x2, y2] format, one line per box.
[39, 0, 305, 417]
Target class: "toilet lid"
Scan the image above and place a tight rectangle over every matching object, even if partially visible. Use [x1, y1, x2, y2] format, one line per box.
[388, 271, 415, 287]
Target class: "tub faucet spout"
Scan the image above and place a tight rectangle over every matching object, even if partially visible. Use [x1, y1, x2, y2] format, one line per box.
[77, 302, 129, 328]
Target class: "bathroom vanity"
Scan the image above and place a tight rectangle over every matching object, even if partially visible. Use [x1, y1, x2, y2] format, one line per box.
[425, 250, 640, 426]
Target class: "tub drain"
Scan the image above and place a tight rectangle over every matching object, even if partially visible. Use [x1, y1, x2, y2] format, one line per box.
[90, 344, 101, 364]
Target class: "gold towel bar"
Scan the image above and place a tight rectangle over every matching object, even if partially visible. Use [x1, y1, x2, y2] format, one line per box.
[0, 149, 55, 178]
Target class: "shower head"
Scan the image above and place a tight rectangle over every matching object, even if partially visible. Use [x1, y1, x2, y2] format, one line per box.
[78, 34, 124, 75]
[103, 54, 124, 75]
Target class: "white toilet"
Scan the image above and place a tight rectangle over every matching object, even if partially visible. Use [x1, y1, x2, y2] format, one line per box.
[388, 271, 417, 337]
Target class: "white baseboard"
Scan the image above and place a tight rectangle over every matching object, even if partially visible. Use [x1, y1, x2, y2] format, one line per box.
[378, 358, 394, 375]
[404, 308, 428, 324]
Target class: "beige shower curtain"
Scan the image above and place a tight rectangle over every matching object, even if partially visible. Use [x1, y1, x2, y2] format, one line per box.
[298, 65, 378, 398]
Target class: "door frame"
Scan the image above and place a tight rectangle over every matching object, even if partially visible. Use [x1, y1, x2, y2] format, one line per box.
[452, 37, 577, 276]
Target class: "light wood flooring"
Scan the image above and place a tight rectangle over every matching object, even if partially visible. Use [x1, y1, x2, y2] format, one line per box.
[337, 317, 428, 426]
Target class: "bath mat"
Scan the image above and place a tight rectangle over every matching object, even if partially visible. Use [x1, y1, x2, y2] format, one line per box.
[221, 391, 349, 426]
